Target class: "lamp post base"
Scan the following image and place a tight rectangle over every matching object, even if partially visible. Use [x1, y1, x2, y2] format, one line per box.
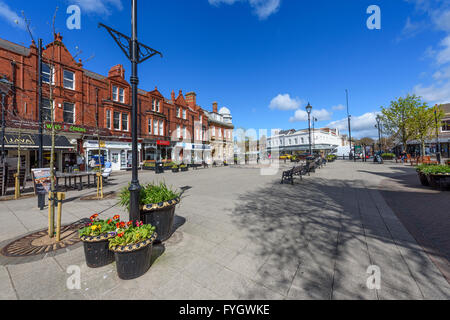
[129, 182, 142, 223]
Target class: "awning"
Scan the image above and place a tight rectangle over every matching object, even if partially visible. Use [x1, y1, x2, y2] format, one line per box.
[3, 133, 74, 150]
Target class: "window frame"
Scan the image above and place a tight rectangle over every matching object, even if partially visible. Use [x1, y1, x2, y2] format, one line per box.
[106, 110, 111, 129]
[42, 63, 54, 85]
[112, 86, 118, 102]
[63, 69, 75, 90]
[122, 113, 129, 132]
[63, 102, 75, 124]
[119, 88, 125, 103]
[113, 111, 121, 130]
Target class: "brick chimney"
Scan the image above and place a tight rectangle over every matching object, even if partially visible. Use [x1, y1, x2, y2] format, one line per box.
[171, 90, 176, 102]
[213, 102, 218, 113]
[186, 92, 196, 108]
[108, 64, 125, 78]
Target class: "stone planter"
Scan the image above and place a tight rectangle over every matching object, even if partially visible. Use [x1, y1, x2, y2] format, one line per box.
[180, 167, 189, 172]
[80, 233, 116, 268]
[110, 233, 157, 280]
[172, 168, 179, 173]
[140, 198, 180, 243]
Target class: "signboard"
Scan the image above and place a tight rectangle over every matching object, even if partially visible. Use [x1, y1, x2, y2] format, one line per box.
[31, 168, 52, 195]
[157, 140, 171, 146]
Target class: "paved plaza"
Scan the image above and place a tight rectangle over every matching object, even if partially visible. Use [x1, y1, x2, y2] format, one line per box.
[0, 161, 449, 300]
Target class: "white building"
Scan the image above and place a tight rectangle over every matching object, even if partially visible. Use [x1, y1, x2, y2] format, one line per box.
[266, 128, 349, 155]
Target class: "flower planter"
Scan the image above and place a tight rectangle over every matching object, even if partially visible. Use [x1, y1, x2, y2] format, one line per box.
[172, 168, 179, 173]
[80, 233, 116, 268]
[426, 174, 437, 188]
[180, 167, 188, 172]
[417, 171, 429, 186]
[110, 233, 157, 280]
[140, 198, 180, 243]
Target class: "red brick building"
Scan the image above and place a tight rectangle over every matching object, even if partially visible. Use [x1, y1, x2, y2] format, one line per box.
[0, 34, 233, 173]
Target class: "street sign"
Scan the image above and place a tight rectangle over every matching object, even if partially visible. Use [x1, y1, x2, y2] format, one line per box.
[31, 168, 52, 195]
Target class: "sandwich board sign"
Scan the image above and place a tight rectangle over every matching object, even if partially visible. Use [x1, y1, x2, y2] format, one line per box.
[31, 168, 52, 195]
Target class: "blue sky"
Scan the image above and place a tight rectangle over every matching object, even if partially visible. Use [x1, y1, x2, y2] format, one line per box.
[1, 0, 450, 138]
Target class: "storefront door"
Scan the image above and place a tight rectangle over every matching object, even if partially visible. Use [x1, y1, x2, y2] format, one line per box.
[111, 151, 121, 171]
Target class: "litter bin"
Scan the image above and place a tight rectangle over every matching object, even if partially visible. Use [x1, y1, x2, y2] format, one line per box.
[155, 162, 164, 174]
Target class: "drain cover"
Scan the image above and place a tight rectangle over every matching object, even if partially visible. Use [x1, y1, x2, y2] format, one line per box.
[1, 221, 87, 257]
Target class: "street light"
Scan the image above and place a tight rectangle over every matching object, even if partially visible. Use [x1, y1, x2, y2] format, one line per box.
[99, 0, 162, 223]
[312, 117, 317, 151]
[434, 105, 441, 164]
[346, 90, 352, 160]
[306, 103, 312, 155]
[375, 115, 382, 154]
[0, 76, 13, 164]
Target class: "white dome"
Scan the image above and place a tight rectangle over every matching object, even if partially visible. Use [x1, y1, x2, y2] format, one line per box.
[219, 107, 231, 115]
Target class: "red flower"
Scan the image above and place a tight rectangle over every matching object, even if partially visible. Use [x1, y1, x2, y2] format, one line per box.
[120, 222, 126, 228]
[107, 219, 113, 225]
[113, 215, 120, 221]
[90, 214, 99, 220]
[116, 222, 121, 228]
[127, 221, 132, 227]
[118, 232, 125, 238]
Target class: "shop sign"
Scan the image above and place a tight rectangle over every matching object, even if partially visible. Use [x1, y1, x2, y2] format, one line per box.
[157, 140, 171, 146]
[4, 134, 35, 146]
[45, 123, 87, 133]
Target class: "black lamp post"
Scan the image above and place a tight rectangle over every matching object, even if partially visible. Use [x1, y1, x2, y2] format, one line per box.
[434, 106, 441, 164]
[312, 117, 317, 152]
[306, 103, 312, 155]
[0, 77, 13, 164]
[99, 0, 162, 223]
[375, 115, 382, 153]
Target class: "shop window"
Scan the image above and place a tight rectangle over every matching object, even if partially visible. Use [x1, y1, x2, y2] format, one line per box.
[63, 70, 75, 90]
[113, 111, 120, 130]
[442, 120, 450, 132]
[63, 102, 75, 124]
[122, 113, 129, 131]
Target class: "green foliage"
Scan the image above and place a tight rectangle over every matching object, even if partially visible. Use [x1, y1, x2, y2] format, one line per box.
[381, 153, 396, 160]
[108, 223, 156, 249]
[416, 164, 450, 174]
[381, 94, 420, 151]
[119, 182, 181, 210]
[327, 154, 337, 161]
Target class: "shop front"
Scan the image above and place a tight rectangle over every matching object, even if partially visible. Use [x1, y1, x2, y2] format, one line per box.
[173, 142, 211, 164]
[3, 133, 75, 177]
[83, 140, 142, 171]
[143, 140, 174, 162]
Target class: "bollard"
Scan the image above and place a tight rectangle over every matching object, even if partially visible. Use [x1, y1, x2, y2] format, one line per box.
[96, 172, 103, 199]
[14, 173, 20, 200]
[48, 192, 55, 238]
[56, 192, 66, 242]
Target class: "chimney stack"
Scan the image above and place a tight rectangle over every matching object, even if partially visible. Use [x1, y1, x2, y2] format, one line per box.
[186, 92, 197, 108]
[171, 90, 175, 102]
[213, 102, 218, 113]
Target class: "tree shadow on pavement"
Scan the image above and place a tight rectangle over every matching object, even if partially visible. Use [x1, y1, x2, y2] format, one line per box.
[229, 175, 450, 300]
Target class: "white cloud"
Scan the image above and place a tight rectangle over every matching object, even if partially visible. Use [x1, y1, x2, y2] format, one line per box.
[289, 108, 333, 123]
[70, 0, 123, 15]
[0, 1, 25, 30]
[432, 65, 450, 80]
[332, 104, 346, 111]
[414, 82, 450, 104]
[269, 94, 303, 111]
[208, 0, 280, 20]
[326, 112, 381, 139]
[436, 35, 450, 65]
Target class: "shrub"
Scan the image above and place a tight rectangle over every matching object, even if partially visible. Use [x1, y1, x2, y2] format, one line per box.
[419, 165, 450, 175]
[119, 182, 181, 210]
[382, 153, 396, 160]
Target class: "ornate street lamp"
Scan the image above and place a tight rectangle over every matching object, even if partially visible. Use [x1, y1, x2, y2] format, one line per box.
[99, 0, 162, 222]
[434, 105, 441, 164]
[306, 103, 312, 155]
[375, 115, 382, 153]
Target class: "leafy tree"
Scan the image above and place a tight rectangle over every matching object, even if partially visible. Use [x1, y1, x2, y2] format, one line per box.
[381, 94, 419, 152]
[410, 104, 444, 156]
[356, 137, 375, 146]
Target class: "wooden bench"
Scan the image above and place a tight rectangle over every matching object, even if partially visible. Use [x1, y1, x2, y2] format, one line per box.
[410, 156, 439, 166]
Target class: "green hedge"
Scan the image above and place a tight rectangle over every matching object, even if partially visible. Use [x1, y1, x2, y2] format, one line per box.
[416, 164, 450, 175]
[381, 153, 396, 160]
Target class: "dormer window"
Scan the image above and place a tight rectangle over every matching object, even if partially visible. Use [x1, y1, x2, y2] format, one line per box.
[113, 86, 125, 103]
[157, 100, 160, 112]
[152, 98, 156, 111]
